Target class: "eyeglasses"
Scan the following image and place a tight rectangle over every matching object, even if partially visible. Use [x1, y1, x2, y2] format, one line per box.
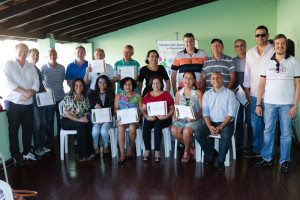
[275, 62, 279, 73]
[255, 33, 267, 38]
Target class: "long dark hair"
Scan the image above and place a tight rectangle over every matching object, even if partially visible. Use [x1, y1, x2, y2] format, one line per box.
[69, 78, 87, 97]
[94, 75, 114, 99]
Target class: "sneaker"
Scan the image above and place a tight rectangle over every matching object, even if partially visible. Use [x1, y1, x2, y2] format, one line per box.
[243, 150, 261, 158]
[243, 146, 252, 153]
[236, 144, 244, 151]
[35, 149, 45, 156]
[217, 162, 225, 171]
[255, 159, 272, 168]
[42, 147, 51, 153]
[23, 150, 40, 161]
[281, 161, 290, 173]
[13, 157, 24, 167]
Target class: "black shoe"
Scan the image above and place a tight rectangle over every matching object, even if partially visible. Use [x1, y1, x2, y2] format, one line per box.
[118, 159, 125, 164]
[236, 144, 244, 151]
[243, 150, 261, 158]
[281, 161, 290, 173]
[90, 153, 100, 159]
[13, 157, 24, 167]
[217, 162, 225, 171]
[205, 150, 219, 166]
[243, 146, 252, 153]
[255, 159, 272, 168]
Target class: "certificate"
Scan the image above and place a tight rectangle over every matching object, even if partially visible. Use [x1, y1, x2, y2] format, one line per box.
[235, 85, 249, 106]
[91, 108, 112, 123]
[147, 101, 167, 116]
[118, 66, 135, 80]
[36, 91, 55, 107]
[117, 108, 138, 124]
[89, 60, 106, 74]
[175, 105, 195, 119]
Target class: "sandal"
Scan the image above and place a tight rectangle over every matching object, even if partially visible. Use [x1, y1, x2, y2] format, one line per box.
[154, 157, 161, 162]
[143, 156, 150, 161]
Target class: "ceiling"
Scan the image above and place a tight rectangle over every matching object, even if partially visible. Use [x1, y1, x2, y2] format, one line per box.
[0, 0, 216, 43]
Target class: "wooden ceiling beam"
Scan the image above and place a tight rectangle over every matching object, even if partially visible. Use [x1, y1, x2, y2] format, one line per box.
[1, 0, 97, 29]
[38, 0, 155, 34]
[24, 0, 128, 33]
[0, 0, 59, 23]
[82, 0, 216, 39]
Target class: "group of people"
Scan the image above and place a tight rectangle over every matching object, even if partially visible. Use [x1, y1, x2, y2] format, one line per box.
[2, 25, 299, 173]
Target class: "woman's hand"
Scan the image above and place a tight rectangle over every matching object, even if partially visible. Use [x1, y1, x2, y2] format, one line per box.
[185, 117, 195, 122]
[157, 115, 167, 120]
[147, 116, 156, 121]
[79, 116, 89, 123]
[173, 116, 179, 122]
[95, 104, 101, 109]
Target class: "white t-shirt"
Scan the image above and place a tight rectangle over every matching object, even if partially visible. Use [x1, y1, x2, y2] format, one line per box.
[261, 55, 300, 104]
[88, 63, 114, 90]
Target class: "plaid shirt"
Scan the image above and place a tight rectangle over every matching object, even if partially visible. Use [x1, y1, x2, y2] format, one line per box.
[62, 93, 90, 118]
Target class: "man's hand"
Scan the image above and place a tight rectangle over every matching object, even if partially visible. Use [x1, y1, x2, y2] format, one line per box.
[157, 115, 168, 120]
[185, 117, 195, 122]
[208, 125, 218, 136]
[147, 116, 156, 121]
[134, 74, 139, 80]
[288, 107, 298, 118]
[20, 95, 30, 102]
[114, 74, 121, 81]
[173, 116, 179, 122]
[86, 65, 92, 73]
[255, 106, 263, 117]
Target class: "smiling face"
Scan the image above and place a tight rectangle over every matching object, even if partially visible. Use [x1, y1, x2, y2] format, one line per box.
[98, 78, 107, 91]
[274, 38, 287, 56]
[151, 78, 162, 92]
[183, 72, 195, 88]
[123, 79, 133, 92]
[47, 49, 57, 65]
[75, 47, 86, 61]
[28, 50, 39, 65]
[16, 44, 29, 61]
[255, 28, 269, 46]
[211, 41, 224, 56]
[184, 37, 195, 52]
[123, 47, 133, 62]
[210, 72, 224, 89]
[74, 80, 84, 95]
[234, 40, 246, 56]
[94, 49, 105, 60]
[147, 52, 158, 65]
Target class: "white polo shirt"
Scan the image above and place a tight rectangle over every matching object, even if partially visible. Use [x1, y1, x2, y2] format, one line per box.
[2, 59, 39, 105]
[243, 42, 274, 97]
[261, 55, 300, 104]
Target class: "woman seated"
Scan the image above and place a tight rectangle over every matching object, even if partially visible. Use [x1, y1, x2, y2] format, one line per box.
[138, 50, 170, 97]
[89, 75, 115, 159]
[141, 75, 174, 162]
[114, 77, 142, 163]
[61, 78, 94, 162]
[171, 72, 203, 163]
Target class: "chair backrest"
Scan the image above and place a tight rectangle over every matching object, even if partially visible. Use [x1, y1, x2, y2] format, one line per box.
[58, 100, 64, 118]
[233, 99, 241, 131]
[0, 180, 13, 200]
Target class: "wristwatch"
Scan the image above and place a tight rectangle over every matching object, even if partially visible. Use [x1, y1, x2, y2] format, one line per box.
[218, 126, 223, 130]
[293, 105, 299, 109]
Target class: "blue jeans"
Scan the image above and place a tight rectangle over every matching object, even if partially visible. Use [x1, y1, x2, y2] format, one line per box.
[250, 96, 264, 153]
[236, 102, 253, 147]
[195, 121, 234, 162]
[261, 104, 292, 163]
[92, 122, 112, 147]
[33, 104, 46, 150]
[45, 101, 61, 143]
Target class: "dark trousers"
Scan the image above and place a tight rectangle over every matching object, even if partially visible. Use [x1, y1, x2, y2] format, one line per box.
[5, 101, 33, 158]
[45, 101, 61, 143]
[33, 104, 46, 150]
[60, 118, 93, 159]
[195, 121, 234, 162]
[236, 102, 253, 147]
[142, 118, 172, 151]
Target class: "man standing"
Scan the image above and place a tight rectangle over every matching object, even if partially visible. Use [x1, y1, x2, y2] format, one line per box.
[243, 26, 274, 158]
[171, 33, 208, 95]
[200, 38, 236, 92]
[233, 39, 253, 151]
[195, 72, 238, 171]
[28, 48, 50, 155]
[255, 34, 300, 172]
[65, 46, 88, 88]
[3, 43, 40, 166]
[84, 48, 118, 92]
[114, 45, 140, 94]
[41, 48, 65, 147]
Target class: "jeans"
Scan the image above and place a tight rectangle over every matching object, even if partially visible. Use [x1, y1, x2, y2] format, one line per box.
[91, 122, 112, 147]
[261, 104, 292, 163]
[60, 118, 94, 159]
[45, 101, 61, 143]
[195, 121, 234, 162]
[250, 96, 264, 153]
[33, 104, 46, 150]
[142, 118, 172, 151]
[5, 101, 33, 158]
[236, 102, 253, 147]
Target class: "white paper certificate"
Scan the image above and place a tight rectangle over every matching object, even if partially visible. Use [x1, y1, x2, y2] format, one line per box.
[147, 101, 167, 116]
[36, 91, 55, 107]
[92, 108, 112, 123]
[89, 60, 106, 74]
[235, 85, 249, 106]
[118, 66, 135, 80]
[175, 105, 195, 119]
[117, 108, 138, 124]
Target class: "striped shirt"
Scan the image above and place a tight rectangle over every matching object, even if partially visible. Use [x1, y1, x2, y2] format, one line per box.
[41, 63, 65, 101]
[171, 48, 208, 89]
[202, 54, 235, 90]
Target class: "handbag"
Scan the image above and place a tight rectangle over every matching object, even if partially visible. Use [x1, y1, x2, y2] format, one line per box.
[13, 190, 38, 200]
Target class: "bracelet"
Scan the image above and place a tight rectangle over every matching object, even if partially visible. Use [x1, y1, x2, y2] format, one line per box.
[256, 105, 261, 107]
[293, 105, 299, 109]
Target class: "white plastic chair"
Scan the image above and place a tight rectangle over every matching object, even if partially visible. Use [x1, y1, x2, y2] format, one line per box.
[201, 99, 240, 166]
[0, 153, 9, 184]
[0, 180, 13, 200]
[174, 136, 202, 162]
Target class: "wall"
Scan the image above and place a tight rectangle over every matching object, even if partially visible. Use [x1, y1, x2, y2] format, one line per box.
[89, 0, 277, 66]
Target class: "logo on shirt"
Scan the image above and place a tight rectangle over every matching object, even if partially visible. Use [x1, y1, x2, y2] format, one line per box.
[281, 67, 287, 73]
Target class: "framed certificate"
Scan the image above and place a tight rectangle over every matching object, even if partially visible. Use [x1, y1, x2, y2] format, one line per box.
[91, 108, 112, 123]
[147, 101, 167, 116]
[36, 91, 55, 107]
[117, 108, 138, 124]
[89, 60, 106, 74]
[118, 66, 135, 80]
[235, 85, 249, 106]
[175, 105, 195, 119]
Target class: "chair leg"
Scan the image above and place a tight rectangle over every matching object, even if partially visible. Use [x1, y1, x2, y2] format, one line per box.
[195, 140, 201, 162]
[151, 131, 154, 150]
[214, 138, 220, 152]
[135, 129, 141, 157]
[109, 129, 116, 158]
[225, 151, 230, 166]
[174, 139, 178, 159]
[60, 132, 65, 160]
[232, 135, 236, 160]
[65, 134, 69, 154]
[0, 153, 9, 184]
[163, 129, 170, 158]
[201, 150, 204, 162]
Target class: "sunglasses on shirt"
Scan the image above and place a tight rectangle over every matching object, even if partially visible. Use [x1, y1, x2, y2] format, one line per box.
[275, 62, 279, 73]
[255, 33, 267, 38]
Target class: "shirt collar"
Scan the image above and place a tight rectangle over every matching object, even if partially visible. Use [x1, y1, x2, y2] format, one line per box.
[212, 86, 225, 93]
[183, 48, 198, 54]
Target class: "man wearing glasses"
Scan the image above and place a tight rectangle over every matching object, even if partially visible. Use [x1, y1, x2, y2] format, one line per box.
[243, 26, 274, 158]
[254, 34, 300, 172]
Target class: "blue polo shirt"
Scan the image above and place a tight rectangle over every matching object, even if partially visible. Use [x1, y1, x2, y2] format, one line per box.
[65, 60, 89, 88]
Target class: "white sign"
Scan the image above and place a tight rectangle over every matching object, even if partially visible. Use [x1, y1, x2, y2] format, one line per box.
[36, 91, 55, 107]
[147, 101, 167, 116]
[91, 108, 112, 123]
[89, 60, 106, 74]
[117, 108, 138, 124]
[175, 105, 195, 119]
[235, 85, 249, 106]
